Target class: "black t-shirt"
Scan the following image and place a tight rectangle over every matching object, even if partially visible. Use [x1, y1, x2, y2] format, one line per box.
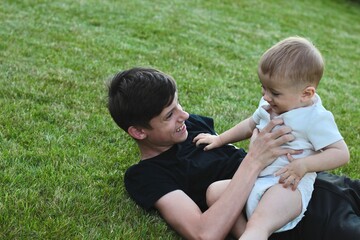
[125, 114, 247, 211]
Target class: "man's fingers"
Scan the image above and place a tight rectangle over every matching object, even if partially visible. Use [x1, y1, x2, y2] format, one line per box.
[250, 128, 259, 144]
[258, 119, 294, 148]
[286, 153, 295, 162]
[261, 118, 284, 134]
[274, 127, 294, 142]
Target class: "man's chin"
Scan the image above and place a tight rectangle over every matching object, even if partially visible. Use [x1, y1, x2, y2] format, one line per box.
[177, 131, 188, 143]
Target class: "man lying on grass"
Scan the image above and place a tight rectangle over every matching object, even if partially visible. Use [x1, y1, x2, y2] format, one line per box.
[107, 67, 360, 240]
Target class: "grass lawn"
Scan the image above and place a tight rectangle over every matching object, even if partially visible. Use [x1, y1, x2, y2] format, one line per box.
[1, 0, 359, 239]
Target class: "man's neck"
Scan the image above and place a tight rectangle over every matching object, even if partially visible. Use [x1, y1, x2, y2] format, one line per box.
[139, 143, 173, 160]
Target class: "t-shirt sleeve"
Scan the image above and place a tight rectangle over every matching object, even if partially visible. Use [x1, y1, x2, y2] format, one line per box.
[188, 114, 216, 135]
[252, 97, 268, 125]
[252, 107, 261, 125]
[307, 109, 343, 151]
[124, 163, 181, 210]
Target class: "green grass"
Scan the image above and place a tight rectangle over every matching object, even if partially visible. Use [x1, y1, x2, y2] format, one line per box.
[1, 0, 359, 239]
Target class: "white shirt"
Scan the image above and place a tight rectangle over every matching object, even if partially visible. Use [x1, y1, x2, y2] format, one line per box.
[252, 94, 343, 176]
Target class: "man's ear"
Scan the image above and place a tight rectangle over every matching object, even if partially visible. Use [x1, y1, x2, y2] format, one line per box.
[301, 86, 315, 101]
[128, 126, 147, 140]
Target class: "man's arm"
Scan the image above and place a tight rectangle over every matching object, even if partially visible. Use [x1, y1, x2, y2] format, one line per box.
[155, 157, 260, 240]
[155, 118, 298, 240]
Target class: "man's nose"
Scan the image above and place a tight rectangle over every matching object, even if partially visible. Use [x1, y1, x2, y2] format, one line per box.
[180, 110, 189, 121]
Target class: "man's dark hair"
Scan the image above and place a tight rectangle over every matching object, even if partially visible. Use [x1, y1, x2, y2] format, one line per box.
[108, 67, 177, 132]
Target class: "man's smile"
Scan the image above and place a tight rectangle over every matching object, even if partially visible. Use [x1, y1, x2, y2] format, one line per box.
[176, 124, 186, 133]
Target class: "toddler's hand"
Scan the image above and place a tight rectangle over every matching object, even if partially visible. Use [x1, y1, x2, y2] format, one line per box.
[275, 153, 307, 190]
[193, 133, 223, 151]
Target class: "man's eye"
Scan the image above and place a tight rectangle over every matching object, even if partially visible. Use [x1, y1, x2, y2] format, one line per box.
[166, 112, 173, 119]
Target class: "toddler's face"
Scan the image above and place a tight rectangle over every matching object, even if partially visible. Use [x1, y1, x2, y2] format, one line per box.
[260, 75, 307, 115]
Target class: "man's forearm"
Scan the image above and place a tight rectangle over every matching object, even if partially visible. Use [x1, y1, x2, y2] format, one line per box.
[199, 156, 262, 240]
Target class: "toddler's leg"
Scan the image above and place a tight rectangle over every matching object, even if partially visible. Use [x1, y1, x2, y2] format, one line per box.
[239, 184, 302, 240]
[206, 180, 229, 206]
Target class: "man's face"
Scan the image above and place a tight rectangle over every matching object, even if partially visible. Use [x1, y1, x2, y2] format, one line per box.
[143, 92, 189, 148]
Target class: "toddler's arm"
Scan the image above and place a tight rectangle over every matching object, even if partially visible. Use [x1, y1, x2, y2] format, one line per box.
[276, 140, 350, 189]
[193, 117, 256, 151]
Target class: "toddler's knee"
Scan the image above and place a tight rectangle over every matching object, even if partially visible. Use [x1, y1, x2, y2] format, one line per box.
[206, 180, 229, 207]
[206, 183, 218, 207]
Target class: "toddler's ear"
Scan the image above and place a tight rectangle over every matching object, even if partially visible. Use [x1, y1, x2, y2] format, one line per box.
[302, 86, 315, 100]
[128, 126, 147, 140]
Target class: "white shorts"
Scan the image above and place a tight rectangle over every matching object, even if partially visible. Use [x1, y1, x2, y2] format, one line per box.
[245, 172, 317, 232]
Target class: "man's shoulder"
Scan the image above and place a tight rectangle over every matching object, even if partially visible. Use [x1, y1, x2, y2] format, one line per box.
[188, 114, 213, 125]
[124, 154, 183, 210]
[187, 114, 215, 134]
[125, 147, 178, 176]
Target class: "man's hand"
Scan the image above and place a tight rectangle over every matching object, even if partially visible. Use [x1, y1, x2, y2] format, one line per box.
[193, 133, 224, 151]
[275, 153, 307, 190]
[247, 118, 298, 170]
